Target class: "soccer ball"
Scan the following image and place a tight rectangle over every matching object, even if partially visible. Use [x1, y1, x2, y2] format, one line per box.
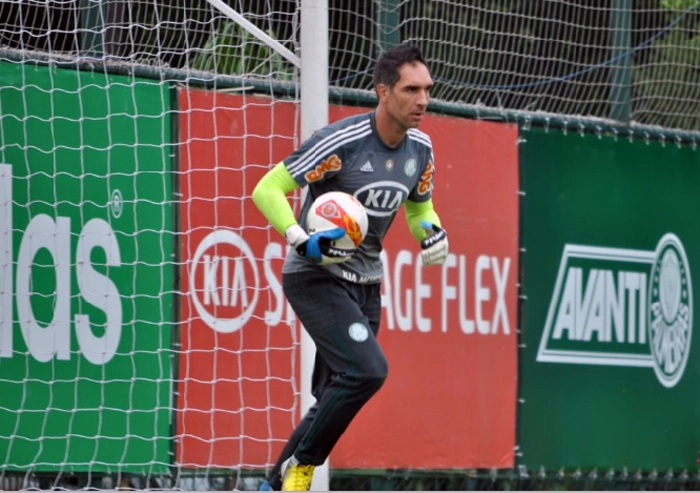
[306, 191, 369, 265]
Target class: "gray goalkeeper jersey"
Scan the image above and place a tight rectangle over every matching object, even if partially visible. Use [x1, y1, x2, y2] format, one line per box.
[282, 111, 435, 284]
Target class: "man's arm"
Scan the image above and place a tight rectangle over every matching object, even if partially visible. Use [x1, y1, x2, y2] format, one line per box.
[251, 162, 300, 236]
[405, 199, 449, 267]
[252, 162, 352, 264]
[404, 199, 441, 240]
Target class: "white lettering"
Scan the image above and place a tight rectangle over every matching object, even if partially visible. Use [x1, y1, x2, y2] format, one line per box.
[491, 257, 510, 335]
[415, 256, 431, 332]
[364, 190, 404, 211]
[394, 250, 413, 331]
[638, 273, 647, 344]
[582, 269, 605, 342]
[263, 243, 285, 326]
[387, 193, 403, 210]
[380, 192, 390, 208]
[381, 248, 512, 336]
[625, 272, 639, 343]
[441, 253, 457, 333]
[221, 255, 230, 306]
[475, 255, 491, 335]
[365, 189, 382, 208]
[16, 214, 71, 362]
[230, 257, 249, 309]
[606, 271, 624, 343]
[553, 267, 648, 345]
[458, 255, 475, 334]
[1, 163, 127, 365]
[577, 269, 598, 340]
[74, 218, 122, 365]
[359, 274, 382, 283]
[203, 254, 220, 306]
[553, 267, 579, 340]
[380, 250, 395, 330]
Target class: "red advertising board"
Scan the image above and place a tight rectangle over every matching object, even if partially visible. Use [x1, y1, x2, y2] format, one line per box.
[332, 112, 519, 469]
[176, 89, 300, 469]
[176, 88, 518, 470]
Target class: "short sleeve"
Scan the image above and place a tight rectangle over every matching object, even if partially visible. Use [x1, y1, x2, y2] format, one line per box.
[282, 115, 372, 188]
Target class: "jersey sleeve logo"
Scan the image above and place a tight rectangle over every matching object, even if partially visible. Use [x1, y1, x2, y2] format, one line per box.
[305, 154, 342, 183]
[417, 160, 434, 195]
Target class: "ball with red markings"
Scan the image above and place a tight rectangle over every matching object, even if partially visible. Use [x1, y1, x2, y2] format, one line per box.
[306, 191, 369, 265]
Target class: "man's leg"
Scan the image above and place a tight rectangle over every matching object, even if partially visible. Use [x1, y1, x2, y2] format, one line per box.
[264, 284, 378, 491]
[282, 269, 387, 466]
[261, 404, 317, 491]
[262, 345, 333, 490]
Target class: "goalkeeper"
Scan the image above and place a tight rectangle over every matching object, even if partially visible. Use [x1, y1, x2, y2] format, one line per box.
[252, 42, 449, 491]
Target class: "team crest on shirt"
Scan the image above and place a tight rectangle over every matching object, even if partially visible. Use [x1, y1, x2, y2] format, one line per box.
[404, 158, 417, 177]
[385, 159, 394, 171]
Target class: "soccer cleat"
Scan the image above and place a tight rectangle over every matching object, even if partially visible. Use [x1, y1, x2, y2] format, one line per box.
[281, 457, 315, 491]
[259, 479, 273, 491]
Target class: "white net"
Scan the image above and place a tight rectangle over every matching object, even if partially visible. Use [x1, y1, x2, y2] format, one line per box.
[0, 0, 301, 490]
[1, 1, 699, 128]
[326, 0, 700, 132]
[1, 0, 699, 490]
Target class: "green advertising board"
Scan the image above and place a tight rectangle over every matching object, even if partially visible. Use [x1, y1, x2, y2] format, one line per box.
[0, 62, 173, 473]
[519, 127, 700, 470]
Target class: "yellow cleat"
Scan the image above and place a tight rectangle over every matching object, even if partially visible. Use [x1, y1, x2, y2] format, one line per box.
[281, 458, 315, 491]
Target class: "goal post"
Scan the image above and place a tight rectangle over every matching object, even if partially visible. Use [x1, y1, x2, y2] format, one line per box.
[299, 1, 330, 491]
[203, 0, 330, 489]
[0, 1, 307, 489]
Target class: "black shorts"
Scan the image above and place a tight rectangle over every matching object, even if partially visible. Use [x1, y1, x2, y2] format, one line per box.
[282, 267, 386, 398]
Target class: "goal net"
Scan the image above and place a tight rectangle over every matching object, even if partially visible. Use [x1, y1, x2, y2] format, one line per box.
[0, 0, 301, 490]
[327, 0, 700, 133]
[1, 0, 699, 490]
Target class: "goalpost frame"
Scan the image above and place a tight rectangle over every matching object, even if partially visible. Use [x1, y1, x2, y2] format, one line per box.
[203, 0, 330, 489]
[299, 0, 331, 491]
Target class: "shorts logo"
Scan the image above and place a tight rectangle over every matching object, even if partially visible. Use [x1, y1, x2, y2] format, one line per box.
[537, 233, 692, 388]
[348, 322, 369, 342]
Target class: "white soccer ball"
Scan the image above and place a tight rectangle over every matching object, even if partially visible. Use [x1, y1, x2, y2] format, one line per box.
[306, 191, 369, 265]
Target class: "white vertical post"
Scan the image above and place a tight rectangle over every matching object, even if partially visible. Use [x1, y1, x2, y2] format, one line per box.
[300, 0, 329, 491]
[301, 0, 329, 137]
[0, 164, 13, 358]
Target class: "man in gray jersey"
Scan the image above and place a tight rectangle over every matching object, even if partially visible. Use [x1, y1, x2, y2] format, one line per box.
[252, 43, 449, 491]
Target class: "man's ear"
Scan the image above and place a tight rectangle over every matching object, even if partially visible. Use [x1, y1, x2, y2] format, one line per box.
[376, 83, 390, 103]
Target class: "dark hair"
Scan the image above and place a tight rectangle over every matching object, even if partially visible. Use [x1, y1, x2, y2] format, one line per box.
[373, 43, 428, 90]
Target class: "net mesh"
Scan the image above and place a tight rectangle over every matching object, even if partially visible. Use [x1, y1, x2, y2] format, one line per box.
[326, 0, 700, 132]
[0, 0, 301, 489]
[1, 1, 699, 129]
[1, 0, 699, 490]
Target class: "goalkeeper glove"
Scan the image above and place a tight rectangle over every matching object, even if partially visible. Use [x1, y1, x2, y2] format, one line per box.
[420, 221, 449, 267]
[285, 224, 355, 264]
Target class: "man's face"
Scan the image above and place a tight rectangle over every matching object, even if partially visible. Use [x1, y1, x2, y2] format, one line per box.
[381, 62, 433, 129]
